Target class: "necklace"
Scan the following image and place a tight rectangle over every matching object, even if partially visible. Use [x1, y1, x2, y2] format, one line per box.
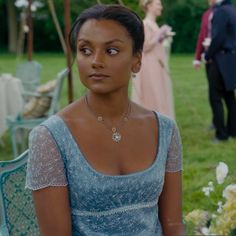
[84, 95, 131, 143]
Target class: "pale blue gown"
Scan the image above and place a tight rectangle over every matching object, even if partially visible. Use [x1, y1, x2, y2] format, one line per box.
[26, 112, 182, 235]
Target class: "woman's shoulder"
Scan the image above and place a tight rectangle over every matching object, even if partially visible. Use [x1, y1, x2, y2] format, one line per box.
[143, 18, 158, 29]
[30, 100, 80, 141]
[131, 102, 154, 120]
[29, 115, 64, 149]
[154, 111, 178, 132]
[155, 111, 175, 126]
[39, 114, 64, 132]
[131, 102, 174, 126]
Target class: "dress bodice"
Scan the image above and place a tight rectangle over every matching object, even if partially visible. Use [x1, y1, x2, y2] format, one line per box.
[26, 112, 182, 235]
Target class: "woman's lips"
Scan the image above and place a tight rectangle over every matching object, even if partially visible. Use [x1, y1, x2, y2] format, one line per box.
[89, 73, 110, 80]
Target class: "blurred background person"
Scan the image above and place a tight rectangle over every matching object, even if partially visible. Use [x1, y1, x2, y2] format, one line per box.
[193, 0, 216, 70]
[205, 0, 236, 141]
[132, 0, 175, 119]
[193, 0, 216, 130]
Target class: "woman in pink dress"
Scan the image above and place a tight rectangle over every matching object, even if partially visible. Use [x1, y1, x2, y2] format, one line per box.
[132, 0, 175, 118]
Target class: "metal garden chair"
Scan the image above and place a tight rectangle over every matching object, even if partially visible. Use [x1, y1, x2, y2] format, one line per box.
[6, 68, 69, 158]
[0, 150, 39, 235]
[16, 60, 42, 98]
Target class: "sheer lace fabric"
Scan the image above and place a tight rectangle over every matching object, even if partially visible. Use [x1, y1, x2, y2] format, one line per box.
[166, 123, 182, 172]
[25, 112, 182, 235]
[25, 126, 67, 190]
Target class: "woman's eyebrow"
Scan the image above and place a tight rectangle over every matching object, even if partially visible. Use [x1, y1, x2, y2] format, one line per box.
[77, 39, 90, 44]
[105, 39, 124, 44]
[77, 38, 124, 45]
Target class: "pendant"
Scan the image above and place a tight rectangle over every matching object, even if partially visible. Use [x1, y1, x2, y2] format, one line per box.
[112, 131, 122, 142]
[97, 116, 103, 122]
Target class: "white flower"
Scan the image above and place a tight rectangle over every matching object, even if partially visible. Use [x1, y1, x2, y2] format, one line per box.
[31, 4, 37, 11]
[208, 181, 214, 191]
[212, 214, 217, 218]
[32, 1, 44, 8]
[216, 162, 228, 184]
[15, 0, 28, 8]
[201, 227, 209, 235]
[217, 201, 223, 213]
[201, 227, 217, 235]
[15, 0, 44, 11]
[23, 25, 29, 33]
[31, 1, 44, 11]
[185, 209, 210, 227]
[222, 184, 236, 200]
[186, 161, 235, 235]
[208, 181, 213, 187]
[202, 187, 211, 196]
[202, 184, 214, 197]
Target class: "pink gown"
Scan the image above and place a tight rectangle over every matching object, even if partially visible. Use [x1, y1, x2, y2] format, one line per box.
[132, 18, 175, 119]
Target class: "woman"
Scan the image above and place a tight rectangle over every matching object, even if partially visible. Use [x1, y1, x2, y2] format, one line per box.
[132, 0, 175, 118]
[26, 4, 184, 236]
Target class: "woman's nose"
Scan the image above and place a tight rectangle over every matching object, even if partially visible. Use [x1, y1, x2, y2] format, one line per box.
[91, 52, 105, 68]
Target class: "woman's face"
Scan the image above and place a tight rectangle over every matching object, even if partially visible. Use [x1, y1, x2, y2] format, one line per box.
[208, 0, 216, 6]
[76, 19, 141, 94]
[147, 0, 163, 17]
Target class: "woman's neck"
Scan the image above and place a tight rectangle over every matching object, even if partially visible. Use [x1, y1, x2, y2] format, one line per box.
[85, 92, 130, 122]
[145, 12, 157, 22]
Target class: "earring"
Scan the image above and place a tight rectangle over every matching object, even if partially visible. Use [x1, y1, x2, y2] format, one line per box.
[131, 72, 136, 78]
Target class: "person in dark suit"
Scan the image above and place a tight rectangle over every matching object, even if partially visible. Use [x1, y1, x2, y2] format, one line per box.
[193, 0, 215, 70]
[205, 0, 236, 141]
[193, 0, 216, 130]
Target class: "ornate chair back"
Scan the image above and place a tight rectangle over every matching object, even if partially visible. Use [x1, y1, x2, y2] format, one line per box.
[0, 150, 39, 235]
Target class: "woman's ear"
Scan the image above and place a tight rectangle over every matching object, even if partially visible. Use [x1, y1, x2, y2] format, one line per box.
[132, 52, 142, 73]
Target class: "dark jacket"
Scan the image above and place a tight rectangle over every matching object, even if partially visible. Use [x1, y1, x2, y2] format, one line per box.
[205, 0, 236, 90]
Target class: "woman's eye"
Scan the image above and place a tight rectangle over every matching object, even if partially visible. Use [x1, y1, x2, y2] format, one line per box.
[107, 48, 119, 55]
[79, 47, 92, 55]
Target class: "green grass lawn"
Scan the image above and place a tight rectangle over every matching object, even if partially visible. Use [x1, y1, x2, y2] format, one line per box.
[0, 53, 235, 229]
[171, 55, 236, 233]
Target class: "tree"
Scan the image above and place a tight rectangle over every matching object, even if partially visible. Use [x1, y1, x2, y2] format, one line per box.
[47, 0, 67, 54]
[7, 0, 18, 53]
[1, 0, 236, 53]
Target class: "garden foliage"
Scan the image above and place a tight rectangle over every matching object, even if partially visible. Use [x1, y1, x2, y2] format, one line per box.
[0, 0, 236, 53]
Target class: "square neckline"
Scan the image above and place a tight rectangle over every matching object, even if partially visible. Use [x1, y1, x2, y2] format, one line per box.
[53, 111, 161, 178]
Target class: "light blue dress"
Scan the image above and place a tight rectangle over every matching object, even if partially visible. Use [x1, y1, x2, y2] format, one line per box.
[26, 112, 182, 236]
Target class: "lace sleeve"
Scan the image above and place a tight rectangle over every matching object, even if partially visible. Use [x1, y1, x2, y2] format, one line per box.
[25, 125, 68, 190]
[166, 122, 183, 172]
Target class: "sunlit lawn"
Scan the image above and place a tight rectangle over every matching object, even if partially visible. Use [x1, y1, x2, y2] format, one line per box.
[0, 53, 235, 231]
